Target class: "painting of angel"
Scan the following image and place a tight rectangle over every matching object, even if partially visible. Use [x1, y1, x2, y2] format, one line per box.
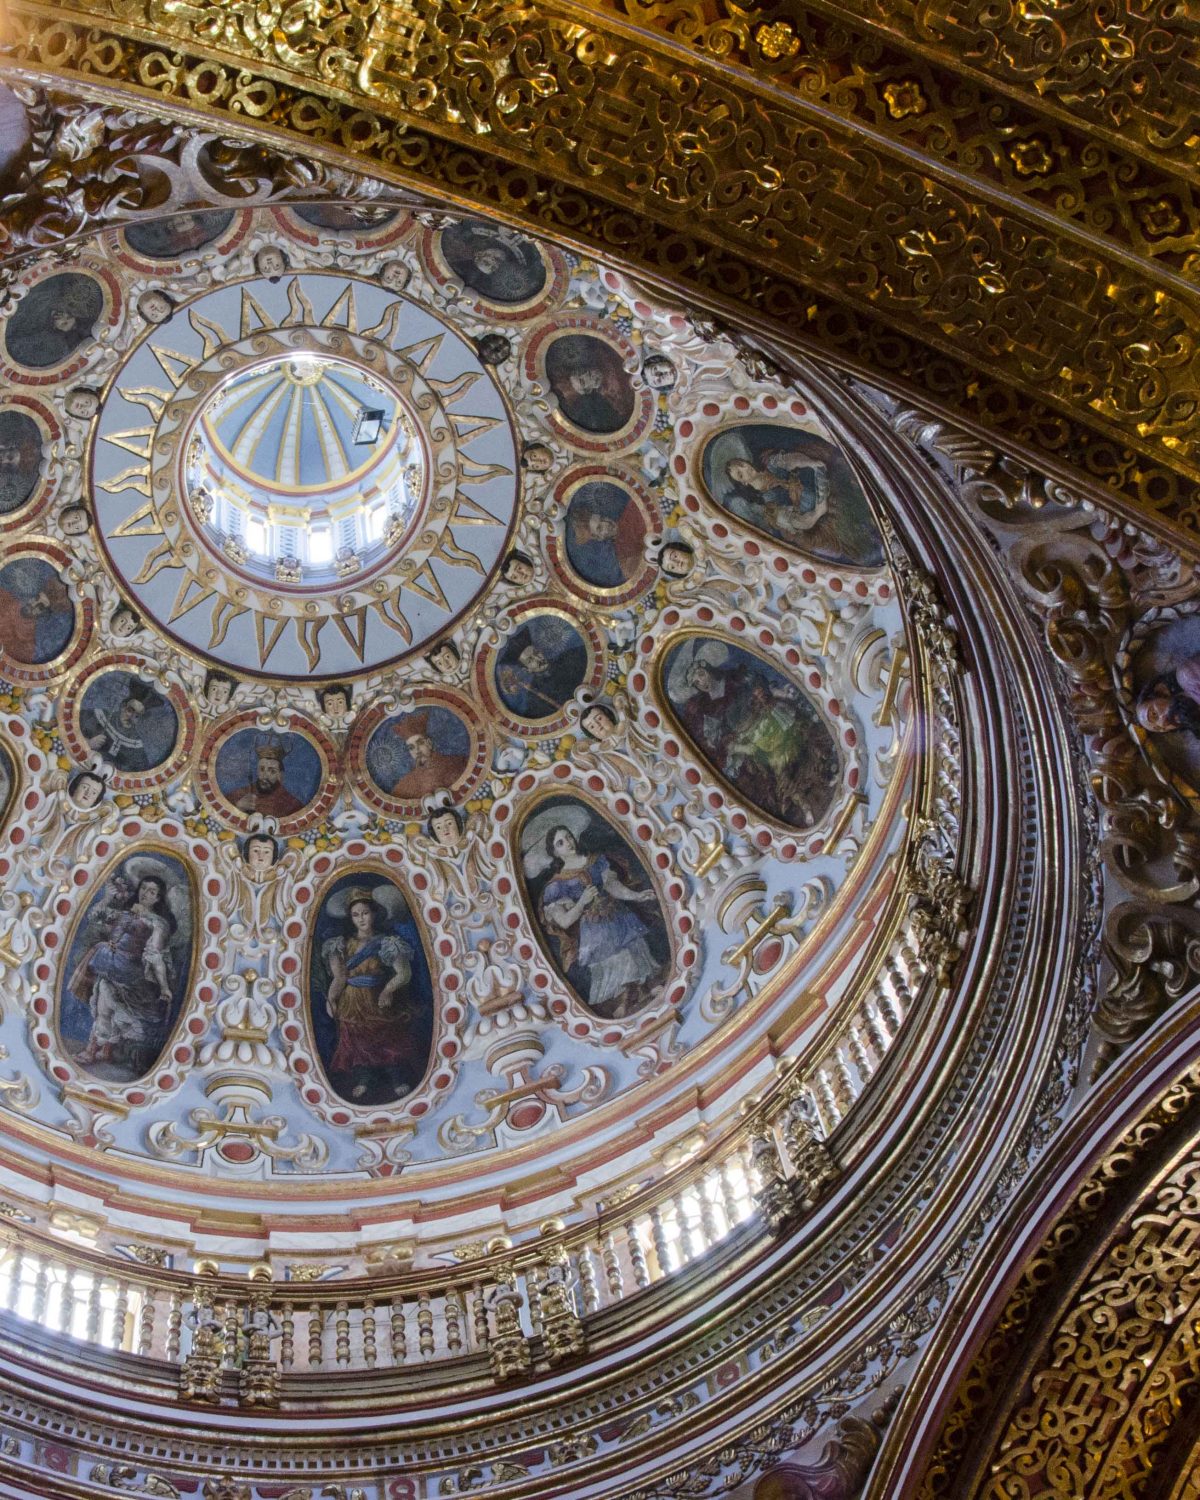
[520, 796, 670, 1020]
[663, 636, 840, 829]
[700, 423, 884, 568]
[309, 873, 435, 1106]
[4, 273, 103, 370]
[59, 851, 195, 1082]
[1127, 607, 1200, 806]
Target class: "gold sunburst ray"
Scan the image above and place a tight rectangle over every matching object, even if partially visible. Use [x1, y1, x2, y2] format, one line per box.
[208, 599, 248, 650]
[373, 590, 413, 642]
[448, 411, 503, 441]
[167, 576, 215, 624]
[296, 617, 327, 671]
[331, 607, 368, 659]
[283, 278, 315, 327]
[188, 308, 232, 359]
[116, 386, 170, 421]
[404, 562, 450, 610]
[321, 284, 357, 332]
[101, 427, 154, 461]
[362, 302, 402, 343]
[449, 491, 504, 525]
[430, 370, 482, 405]
[149, 344, 198, 390]
[433, 532, 485, 574]
[131, 538, 177, 586]
[110, 501, 163, 539]
[393, 334, 444, 373]
[239, 287, 276, 339]
[255, 612, 288, 667]
[100, 464, 152, 497]
[458, 456, 513, 483]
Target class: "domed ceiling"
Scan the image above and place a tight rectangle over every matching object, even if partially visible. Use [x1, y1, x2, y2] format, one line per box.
[0, 201, 912, 1263]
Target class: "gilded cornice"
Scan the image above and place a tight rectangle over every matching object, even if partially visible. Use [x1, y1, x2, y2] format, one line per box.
[1, 0, 1198, 544]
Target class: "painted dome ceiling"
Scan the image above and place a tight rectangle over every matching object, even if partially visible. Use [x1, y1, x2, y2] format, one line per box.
[0, 200, 913, 1267]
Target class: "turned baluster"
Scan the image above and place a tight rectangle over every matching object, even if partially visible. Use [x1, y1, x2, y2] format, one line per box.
[625, 1222, 650, 1290]
[361, 1298, 377, 1369]
[280, 1302, 294, 1371]
[112, 1280, 131, 1350]
[31, 1259, 48, 1328]
[136, 1291, 155, 1356]
[576, 1246, 600, 1313]
[335, 1299, 350, 1366]
[389, 1298, 407, 1365]
[471, 1282, 488, 1351]
[444, 1287, 463, 1355]
[308, 1301, 324, 1368]
[166, 1290, 183, 1363]
[601, 1231, 623, 1299]
[58, 1271, 75, 1338]
[417, 1291, 434, 1358]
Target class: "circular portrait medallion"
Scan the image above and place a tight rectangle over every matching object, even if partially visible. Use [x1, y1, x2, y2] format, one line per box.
[62, 657, 192, 789]
[478, 601, 606, 736]
[352, 689, 489, 816]
[2, 270, 111, 378]
[422, 218, 566, 321]
[280, 203, 410, 251]
[525, 321, 655, 454]
[198, 713, 339, 832]
[0, 547, 89, 681]
[548, 466, 658, 605]
[0, 406, 50, 523]
[120, 210, 240, 265]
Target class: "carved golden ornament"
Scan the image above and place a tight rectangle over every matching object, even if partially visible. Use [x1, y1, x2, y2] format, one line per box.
[4, 2, 1200, 525]
[882, 79, 927, 119]
[755, 20, 799, 60]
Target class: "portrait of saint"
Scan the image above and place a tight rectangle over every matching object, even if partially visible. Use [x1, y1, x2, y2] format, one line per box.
[439, 219, 547, 305]
[662, 637, 840, 829]
[520, 796, 670, 1020]
[700, 424, 885, 569]
[4, 273, 103, 370]
[123, 210, 235, 259]
[1127, 608, 1200, 805]
[293, 203, 401, 231]
[0, 558, 74, 665]
[78, 672, 178, 775]
[59, 851, 194, 1082]
[494, 614, 589, 720]
[564, 480, 647, 589]
[213, 730, 323, 821]
[0, 411, 43, 516]
[309, 873, 434, 1105]
[365, 707, 471, 803]
[544, 334, 636, 435]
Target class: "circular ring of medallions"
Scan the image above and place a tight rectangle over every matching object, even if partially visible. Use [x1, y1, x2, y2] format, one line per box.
[475, 597, 608, 738]
[546, 464, 663, 607]
[0, 542, 92, 684]
[524, 316, 656, 455]
[60, 653, 195, 790]
[418, 218, 569, 323]
[349, 686, 491, 819]
[91, 271, 519, 682]
[196, 710, 341, 834]
[0, 396, 64, 535]
[0, 261, 123, 388]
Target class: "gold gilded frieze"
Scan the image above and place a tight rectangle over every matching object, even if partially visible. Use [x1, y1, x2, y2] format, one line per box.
[2, 0, 1199, 537]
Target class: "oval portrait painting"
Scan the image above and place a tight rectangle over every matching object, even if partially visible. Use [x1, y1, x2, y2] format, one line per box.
[662, 636, 841, 829]
[124, 210, 235, 260]
[0, 558, 74, 665]
[0, 410, 44, 516]
[564, 480, 648, 590]
[213, 729, 323, 822]
[4, 273, 103, 370]
[79, 672, 178, 775]
[440, 219, 547, 306]
[545, 334, 636, 436]
[520, 796, 670, 1020]
[309, 872, 435, 1106]
[700, 424, 884, 569]
[365, 706, 472, 803]
[59, 849, 195, 1082]
[494, 613, 589, 721]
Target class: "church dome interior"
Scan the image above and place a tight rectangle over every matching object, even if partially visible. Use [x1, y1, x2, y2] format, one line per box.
[0, 3, 1197, 1494]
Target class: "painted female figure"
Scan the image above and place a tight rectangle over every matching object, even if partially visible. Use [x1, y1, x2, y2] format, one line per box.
[317, 881, 431, 1105]
[531, 814, 666, 1019]
[66, 857, 188, 1078]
